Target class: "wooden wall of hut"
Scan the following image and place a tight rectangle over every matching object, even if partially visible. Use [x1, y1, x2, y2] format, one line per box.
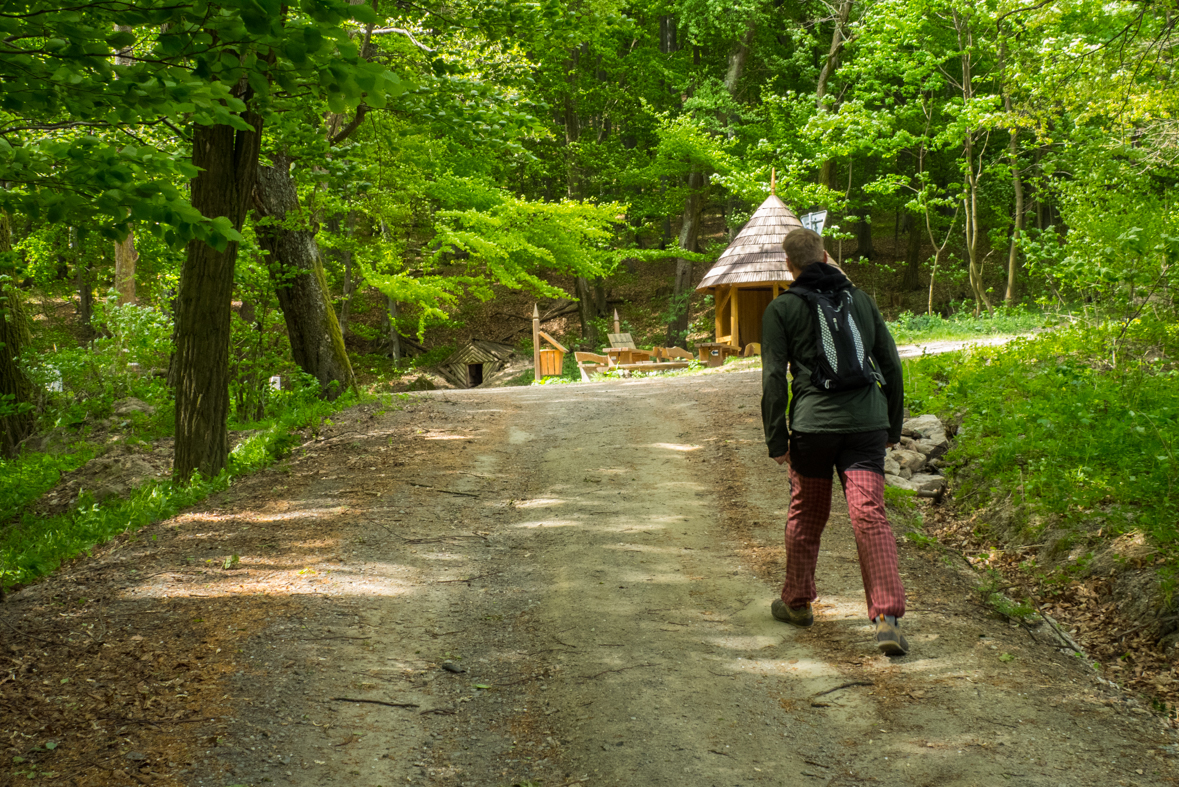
[712, 283, 789, 350]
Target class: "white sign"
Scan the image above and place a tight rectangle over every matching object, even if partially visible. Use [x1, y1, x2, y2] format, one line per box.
[801, 210, 828, 234]
[269, 375, 282, 391]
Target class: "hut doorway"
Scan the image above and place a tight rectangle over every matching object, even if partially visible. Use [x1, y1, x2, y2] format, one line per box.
[435, 340, 517, 389]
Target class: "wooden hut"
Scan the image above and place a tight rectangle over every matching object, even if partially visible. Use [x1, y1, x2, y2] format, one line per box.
[436, 340, 517, 388]
[695, 194, 804, 351]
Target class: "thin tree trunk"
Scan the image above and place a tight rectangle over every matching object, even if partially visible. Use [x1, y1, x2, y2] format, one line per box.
[816, 0, 854, 190]
[386, 297, 401, 360]
[902, 214, 922, 290]
[173, 110, 263, 480]
[114, 234, 137, 306]
[111, 25, 138, 305]
[0, 211, 34, 457]
[955, 12, 992, 316]
[74, 227, 92, 328]
[667, 170, 705, 347]
[254, 153, 355, 401]
[666, 23, 754, 348]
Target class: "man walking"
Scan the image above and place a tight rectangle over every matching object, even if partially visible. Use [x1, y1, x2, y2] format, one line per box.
[760, 228, 909, 655]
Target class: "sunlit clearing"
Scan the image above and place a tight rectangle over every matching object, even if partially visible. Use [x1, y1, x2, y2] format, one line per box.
[706, 634, 785, 651]
[646, 443, 701, 452]
[602, 543, 684, 555]
[514, 518, 582, 529]
[125, 559, 422, 599]
[513, 497, 566, 509]
[174, 507, 346, 525]
[731, 656, 840, 678]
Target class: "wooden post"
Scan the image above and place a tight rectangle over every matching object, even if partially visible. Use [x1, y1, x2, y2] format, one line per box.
[714, 288, 724, 343]
[772, 282, 780, 299]
[770, 167, 776, 196]
[532, 304, 541, 382]
[613, 308, 620, 335]
[730, 287, 740, 348]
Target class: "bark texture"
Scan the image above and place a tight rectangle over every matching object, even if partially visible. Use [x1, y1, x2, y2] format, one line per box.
[816, 0, 854, 190]
[253, 153, 355, 401]
[173, 112, 263, 480]
[114, 233, 137, 305]
[666, 23, 754, 348]
[0, 212, 34, 457]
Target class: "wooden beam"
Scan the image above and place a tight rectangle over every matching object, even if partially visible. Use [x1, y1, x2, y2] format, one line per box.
[538, 330, 568, 353]
[714, 286, 732, 343]
[532, 304, 541, 382]
[613, 308, 620, 335]
[730, 287, 740, 348]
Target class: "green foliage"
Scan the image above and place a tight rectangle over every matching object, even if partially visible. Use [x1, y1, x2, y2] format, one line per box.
[0, 388, 362, 592]
[887, 304, 1055, 344]
[907, 320, 1179, 568]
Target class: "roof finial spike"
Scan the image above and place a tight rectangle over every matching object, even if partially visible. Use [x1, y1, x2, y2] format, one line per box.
[770, 166, 776, 196]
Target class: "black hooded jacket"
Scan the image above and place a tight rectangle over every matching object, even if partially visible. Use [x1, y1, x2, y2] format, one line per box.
[760, 262, 904, 457]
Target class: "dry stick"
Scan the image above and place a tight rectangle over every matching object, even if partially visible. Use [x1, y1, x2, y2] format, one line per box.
[577, 662, 659, 682]
[812, 680, 874, 698]
[1031, 600, 1085, 655]
[331, 697, 419, 709]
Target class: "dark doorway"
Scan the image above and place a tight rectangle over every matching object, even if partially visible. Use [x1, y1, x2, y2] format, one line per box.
[467, 363, 484, 387]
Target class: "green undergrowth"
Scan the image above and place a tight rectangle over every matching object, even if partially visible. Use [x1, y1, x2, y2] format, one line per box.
[887, 304, 1059, 345]
[0, 390, 373, 593]
[904, 316, 1179, 596]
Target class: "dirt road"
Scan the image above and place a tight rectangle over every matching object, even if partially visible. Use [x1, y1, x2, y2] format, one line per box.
[5, 366, 1176, 787]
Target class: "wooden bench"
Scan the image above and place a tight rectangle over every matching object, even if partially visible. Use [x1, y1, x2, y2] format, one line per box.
[574, 352, 610, 381]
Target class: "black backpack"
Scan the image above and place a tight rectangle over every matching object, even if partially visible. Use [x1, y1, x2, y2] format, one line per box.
[785, 283, 883, 393]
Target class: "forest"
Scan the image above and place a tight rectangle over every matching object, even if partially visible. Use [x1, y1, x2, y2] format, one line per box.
[1, 0, 1178, 692]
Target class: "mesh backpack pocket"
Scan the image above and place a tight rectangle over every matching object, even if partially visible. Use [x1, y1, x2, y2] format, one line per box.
[787, 286, 882, 393]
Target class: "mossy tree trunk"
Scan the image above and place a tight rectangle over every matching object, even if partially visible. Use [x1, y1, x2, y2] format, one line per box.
[173, 111, 263, 480]
[0, 211, 34, 457]
[253, 153, 354, 401]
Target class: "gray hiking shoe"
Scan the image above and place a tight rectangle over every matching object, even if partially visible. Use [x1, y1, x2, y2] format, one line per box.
[771, 599, 814, 628]
[875, 614, 910, 656]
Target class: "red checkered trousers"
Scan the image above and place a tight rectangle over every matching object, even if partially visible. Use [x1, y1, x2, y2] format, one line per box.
[781, 467, 906, 620]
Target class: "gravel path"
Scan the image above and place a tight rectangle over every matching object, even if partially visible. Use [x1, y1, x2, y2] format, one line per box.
[5, 362, 1175, 787]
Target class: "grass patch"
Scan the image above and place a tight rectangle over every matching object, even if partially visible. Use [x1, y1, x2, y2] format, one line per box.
[888, 304, 1059, 344]
[904, 317, 1179, 594]
[0, 390, 365, 593]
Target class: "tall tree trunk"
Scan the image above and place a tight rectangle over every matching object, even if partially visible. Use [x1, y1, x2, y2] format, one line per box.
[254, 153, 355, 402]
[902, 214, 922, 290]
[114, 234, 137, 306]
[112, 24, 137, 306]
[385, 297, 401, 360]
[998, 30, 1025, 305]
[74, 228, 92, 328]
[954, 12, 992, 316]
[0, 211, 34, 457]
[173, 111, 263, 480]
[666, 170, 705, 347]
[816, 0, 854, 190]
[666, 23, 754, 348]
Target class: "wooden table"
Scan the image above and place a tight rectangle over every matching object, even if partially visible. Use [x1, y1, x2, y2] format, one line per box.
[605, 347, 653, 366]
[696, 342, 741, 367]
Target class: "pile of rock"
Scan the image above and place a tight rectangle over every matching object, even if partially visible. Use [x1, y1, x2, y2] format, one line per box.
[886, 414, 951, 498]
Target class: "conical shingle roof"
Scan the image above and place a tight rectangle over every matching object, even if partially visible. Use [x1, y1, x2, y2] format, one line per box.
[695, 194, 803, 290]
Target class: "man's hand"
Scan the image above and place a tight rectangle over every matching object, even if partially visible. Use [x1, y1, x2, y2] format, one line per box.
[886, 442, 896, 449]
[773, 452, 790, 466]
